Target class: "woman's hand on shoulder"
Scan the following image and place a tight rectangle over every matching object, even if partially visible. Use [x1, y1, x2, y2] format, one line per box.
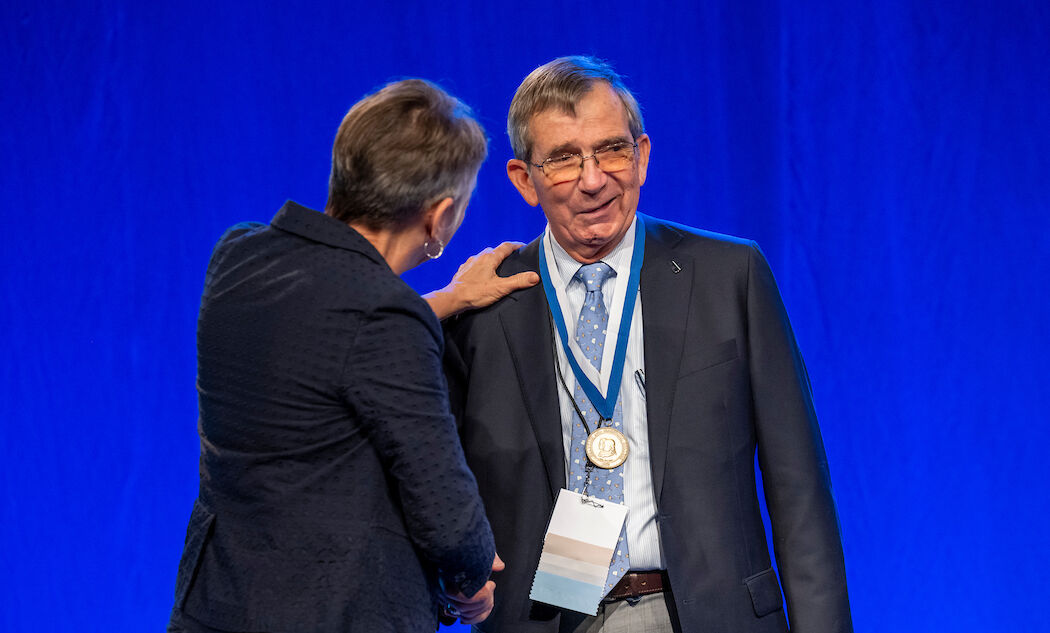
[424, 242, 540, 320]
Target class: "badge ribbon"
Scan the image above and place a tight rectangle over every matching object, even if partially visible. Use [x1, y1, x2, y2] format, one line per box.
[538, 216, 646, 420]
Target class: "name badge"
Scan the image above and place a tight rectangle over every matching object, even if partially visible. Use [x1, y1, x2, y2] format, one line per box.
[529, 489, 629, 615]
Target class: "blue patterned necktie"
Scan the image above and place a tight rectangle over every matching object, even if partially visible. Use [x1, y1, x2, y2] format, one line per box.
[566, 261, 630, 594]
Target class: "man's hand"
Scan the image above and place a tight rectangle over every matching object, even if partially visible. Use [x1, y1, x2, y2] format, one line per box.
[424, 242, 540, 320]
[443, 553, 506, 625]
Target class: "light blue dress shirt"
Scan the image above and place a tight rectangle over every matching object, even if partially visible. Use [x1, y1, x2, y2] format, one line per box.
[542, 217, 666, 571]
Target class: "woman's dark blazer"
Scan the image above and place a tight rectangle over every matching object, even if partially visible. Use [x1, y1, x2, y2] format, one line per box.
[167, 201, 494, 633]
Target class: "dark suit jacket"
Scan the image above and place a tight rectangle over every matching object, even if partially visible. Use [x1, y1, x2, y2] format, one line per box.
[168, 201, 495, 633]
[444, 216, 851, 632]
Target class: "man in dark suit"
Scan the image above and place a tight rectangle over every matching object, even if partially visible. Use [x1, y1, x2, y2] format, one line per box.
[444, 57, 852, 632]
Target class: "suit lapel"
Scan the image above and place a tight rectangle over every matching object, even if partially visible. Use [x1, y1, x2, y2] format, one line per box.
[639, 218, 692, 504]
[497, 222, 694, 505]
[499, 240, 565, 502]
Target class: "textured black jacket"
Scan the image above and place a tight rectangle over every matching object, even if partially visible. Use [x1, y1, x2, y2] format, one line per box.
[168, 201, 494, 632]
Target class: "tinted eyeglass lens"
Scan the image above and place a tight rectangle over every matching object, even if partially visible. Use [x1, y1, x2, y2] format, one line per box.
[595, 145, 634, 171]
[545, 156, 578, 181]
[543, 144, 636, 183]
[546, 161, 581, 183]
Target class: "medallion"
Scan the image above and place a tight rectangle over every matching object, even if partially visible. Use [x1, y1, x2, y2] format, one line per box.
[585, 427, 629, 469]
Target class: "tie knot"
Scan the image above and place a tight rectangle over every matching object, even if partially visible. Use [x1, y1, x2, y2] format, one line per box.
[574, 262, 615, 291]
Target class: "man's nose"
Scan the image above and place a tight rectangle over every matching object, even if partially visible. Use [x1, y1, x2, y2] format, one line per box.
[577, 156, 607, 193]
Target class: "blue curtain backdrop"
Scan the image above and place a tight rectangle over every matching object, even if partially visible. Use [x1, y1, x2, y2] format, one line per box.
[3, 1, 1048, 631]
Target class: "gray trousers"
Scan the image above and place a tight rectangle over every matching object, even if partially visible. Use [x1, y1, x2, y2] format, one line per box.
[473, 592, 680, 632]
[558, 592, 680, 633]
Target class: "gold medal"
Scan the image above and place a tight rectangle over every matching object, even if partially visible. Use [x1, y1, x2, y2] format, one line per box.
[585, 427, 629, 469]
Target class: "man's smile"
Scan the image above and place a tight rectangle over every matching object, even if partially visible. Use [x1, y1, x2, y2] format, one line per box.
[579, 195, 619, 215]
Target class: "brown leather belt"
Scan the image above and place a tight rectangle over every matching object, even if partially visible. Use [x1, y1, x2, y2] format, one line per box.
[604, 570, 669, 602]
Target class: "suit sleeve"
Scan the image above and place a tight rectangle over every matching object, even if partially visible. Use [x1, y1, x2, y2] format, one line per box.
[342, 295, 495, 597]
[745, 243, 853, 632]
[442, 317, 470, 428]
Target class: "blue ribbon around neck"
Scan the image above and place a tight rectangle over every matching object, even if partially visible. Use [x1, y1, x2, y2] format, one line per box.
[538, 216, 645, 420]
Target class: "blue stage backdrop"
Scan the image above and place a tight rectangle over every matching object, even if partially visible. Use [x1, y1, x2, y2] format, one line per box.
[3, 1, 1048, 631]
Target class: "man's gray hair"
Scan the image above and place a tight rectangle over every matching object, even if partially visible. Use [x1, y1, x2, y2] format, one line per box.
[326, 79, 487, 229]
[507, 56, 644, 162]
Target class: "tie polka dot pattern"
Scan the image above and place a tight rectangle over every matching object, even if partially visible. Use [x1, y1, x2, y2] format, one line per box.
[567, 262, 630, 593]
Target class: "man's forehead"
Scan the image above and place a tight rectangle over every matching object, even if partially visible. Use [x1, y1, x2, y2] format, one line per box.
[530, 83, 626, 121]
[529, 87, 631, 148]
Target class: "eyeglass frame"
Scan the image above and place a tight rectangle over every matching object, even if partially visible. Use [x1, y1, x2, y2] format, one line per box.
[528, 140, 641, 182]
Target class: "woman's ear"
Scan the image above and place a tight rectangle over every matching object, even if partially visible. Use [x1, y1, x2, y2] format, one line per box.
[424, 196, 459, 241]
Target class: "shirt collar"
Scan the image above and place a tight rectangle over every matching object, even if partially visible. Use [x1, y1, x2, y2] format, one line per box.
[545, 216, 638, 290]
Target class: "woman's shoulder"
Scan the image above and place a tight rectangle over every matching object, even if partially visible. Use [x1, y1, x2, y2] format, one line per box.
[343, 259, 439, 336]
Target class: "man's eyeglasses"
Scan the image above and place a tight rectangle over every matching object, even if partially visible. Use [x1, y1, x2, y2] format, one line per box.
[530, 141, 639, 184]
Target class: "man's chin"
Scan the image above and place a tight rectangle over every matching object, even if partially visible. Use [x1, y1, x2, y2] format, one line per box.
[565, 231, 623, 261]
[576, 217, 631, 248]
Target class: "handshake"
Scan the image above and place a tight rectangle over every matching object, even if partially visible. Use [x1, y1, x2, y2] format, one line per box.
[441, 553, 505, 625]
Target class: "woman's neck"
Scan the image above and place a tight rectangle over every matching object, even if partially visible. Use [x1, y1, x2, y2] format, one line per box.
[349, 222, 424, 275]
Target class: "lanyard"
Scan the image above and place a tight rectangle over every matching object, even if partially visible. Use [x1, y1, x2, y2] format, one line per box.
[550, 314, 603, 435]
[538, 216, 646, 420]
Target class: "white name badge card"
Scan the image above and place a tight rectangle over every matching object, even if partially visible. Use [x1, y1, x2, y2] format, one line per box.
[529, 489, 629, 615]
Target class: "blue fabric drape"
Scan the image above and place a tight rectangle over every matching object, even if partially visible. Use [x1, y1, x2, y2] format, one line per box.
[2, 2, 1047, 631]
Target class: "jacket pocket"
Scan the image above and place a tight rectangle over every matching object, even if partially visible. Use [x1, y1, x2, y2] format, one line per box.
[743, 567, 784, 617]
[173, 500, 216, 609]
[678, 338, 739, 379]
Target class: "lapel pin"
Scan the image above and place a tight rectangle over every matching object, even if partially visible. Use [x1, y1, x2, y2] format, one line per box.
[670, 260, 682, 274]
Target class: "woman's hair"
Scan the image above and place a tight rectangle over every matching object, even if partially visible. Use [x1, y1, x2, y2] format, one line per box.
[325, 79, 487, 229]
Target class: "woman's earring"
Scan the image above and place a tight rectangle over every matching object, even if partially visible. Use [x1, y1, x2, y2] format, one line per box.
[423, 238, 445, 260]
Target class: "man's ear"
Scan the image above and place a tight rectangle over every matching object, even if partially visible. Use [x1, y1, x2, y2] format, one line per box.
[636, 133, 651, 187]
[506, 159, 540, 207]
